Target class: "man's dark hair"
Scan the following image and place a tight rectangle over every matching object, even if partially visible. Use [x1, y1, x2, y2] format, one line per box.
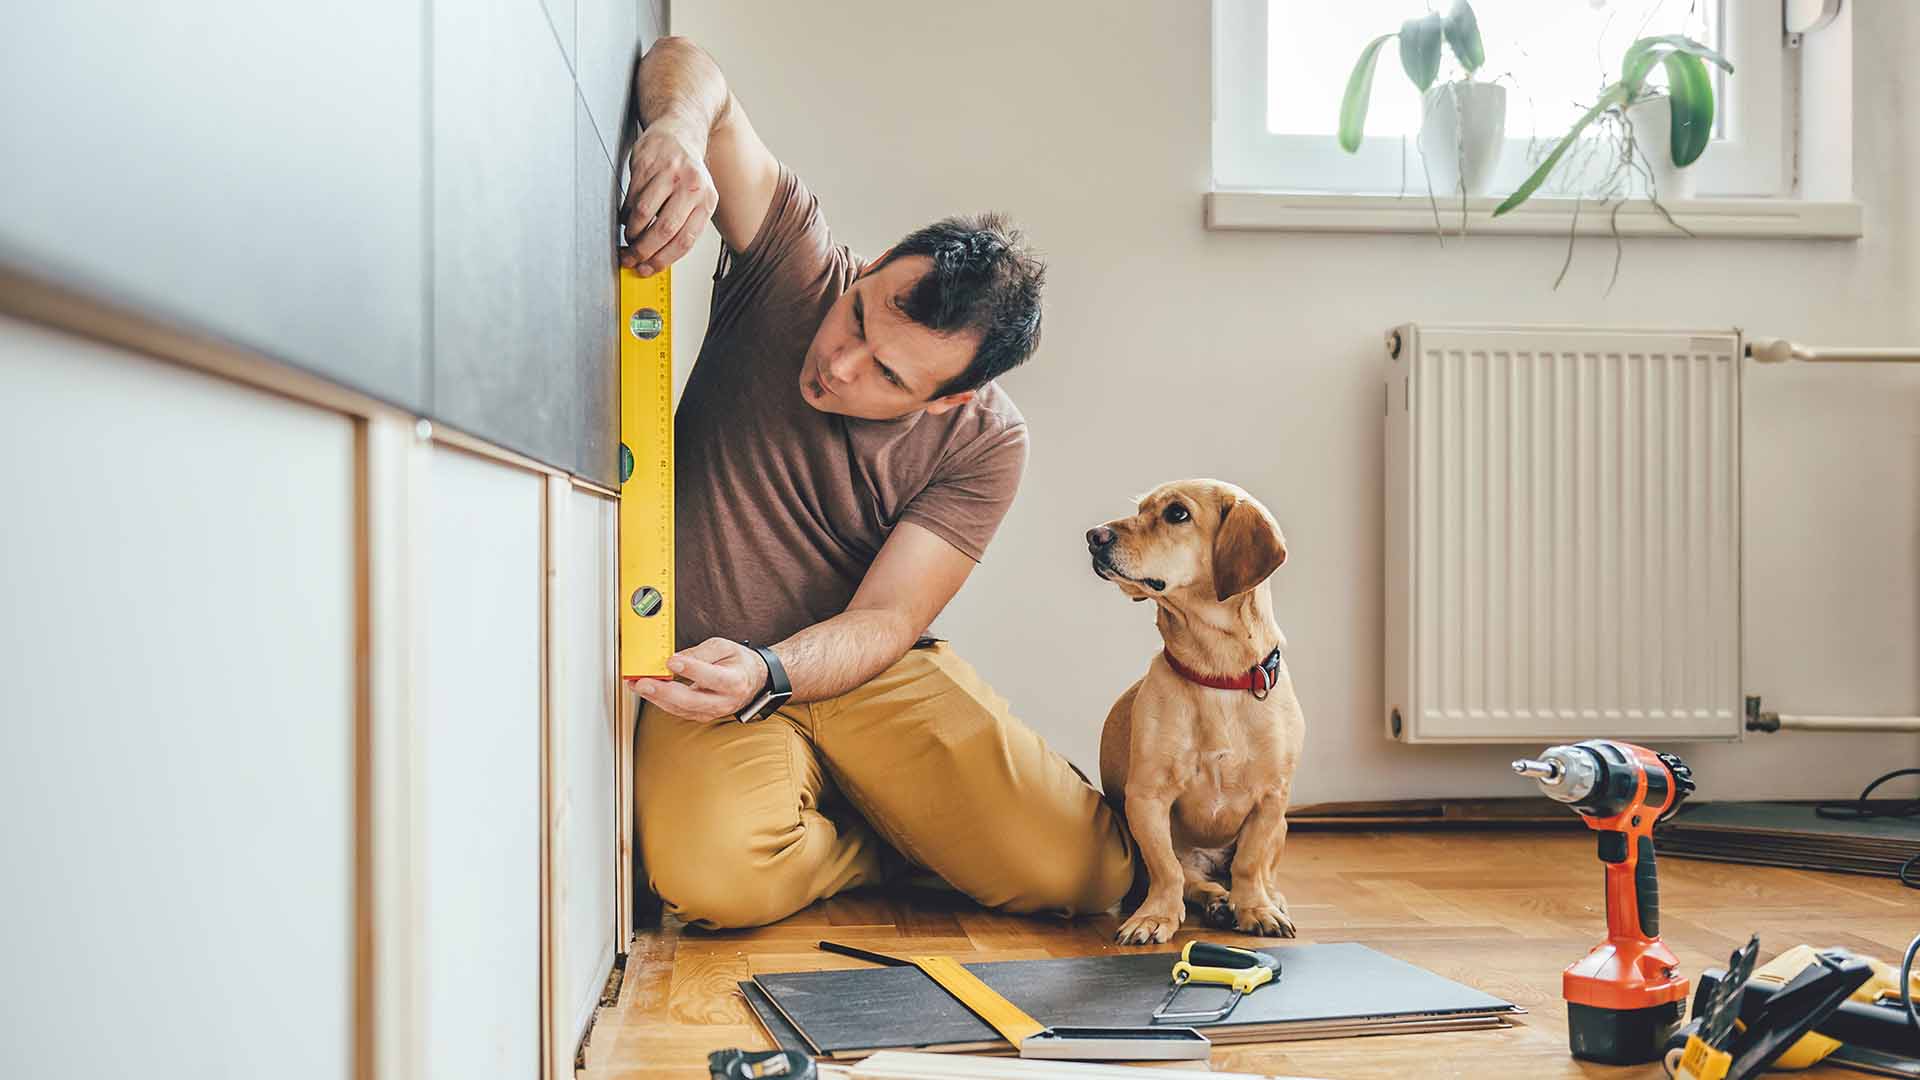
[869, 212, 1045, 398]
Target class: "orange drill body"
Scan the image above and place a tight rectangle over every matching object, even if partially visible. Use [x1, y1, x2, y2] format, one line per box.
[1513, 739, 1696, 1064]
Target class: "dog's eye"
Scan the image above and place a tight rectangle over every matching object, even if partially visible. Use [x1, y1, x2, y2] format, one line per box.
[1162, 503, 1191, 524]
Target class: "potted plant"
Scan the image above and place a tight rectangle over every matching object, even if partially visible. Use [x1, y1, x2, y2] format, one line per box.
[1339, 1, 1503, 198]
[1494, 34, 1733, 216]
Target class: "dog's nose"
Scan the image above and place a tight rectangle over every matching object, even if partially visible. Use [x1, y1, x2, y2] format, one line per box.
[1086, 526, 1116, 550]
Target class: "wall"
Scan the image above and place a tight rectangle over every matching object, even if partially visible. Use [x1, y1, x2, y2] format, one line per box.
[673, 1, 1919, 803]
[0, 0, 665, 487]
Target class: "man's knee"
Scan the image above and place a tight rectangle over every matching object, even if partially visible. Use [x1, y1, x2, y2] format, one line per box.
[1008, 854, 1134, 918]
[964, 820, 1136, 917]
[639, 811, 809, 929]
[633, 704, 821, 928]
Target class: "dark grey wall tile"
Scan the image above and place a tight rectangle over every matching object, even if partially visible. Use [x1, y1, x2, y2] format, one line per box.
[578, 0, 641, 164]
[574, 96, 620, 488]
[0, 3, 427, 407]
[431, 0, 578, 466]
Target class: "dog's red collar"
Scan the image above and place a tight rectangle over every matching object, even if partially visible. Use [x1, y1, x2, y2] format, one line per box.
[1162, 646, 1285, 699]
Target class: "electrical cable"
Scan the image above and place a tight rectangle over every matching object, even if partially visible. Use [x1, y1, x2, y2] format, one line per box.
[1813, 768, 1920, 889]
[1902, 931, 1920, 1034]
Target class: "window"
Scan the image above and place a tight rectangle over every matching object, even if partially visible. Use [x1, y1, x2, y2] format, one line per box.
[1213, 0, 1789, 199]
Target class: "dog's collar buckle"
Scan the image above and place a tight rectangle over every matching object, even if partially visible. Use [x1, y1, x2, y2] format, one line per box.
[1250, 647, 1282, 700]
[1163, 645, 1285, 697]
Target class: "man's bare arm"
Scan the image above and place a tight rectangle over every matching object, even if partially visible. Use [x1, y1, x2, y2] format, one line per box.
[621, 36, 780, 273]
[773, 523, 977, 701]
[630, 523, 976, 720]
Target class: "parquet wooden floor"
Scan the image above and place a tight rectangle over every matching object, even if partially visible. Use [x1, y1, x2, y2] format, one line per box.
[578, 830, 1918, 1080]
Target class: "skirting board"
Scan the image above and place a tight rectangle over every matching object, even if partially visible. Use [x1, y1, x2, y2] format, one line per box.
[1287, 798, 1584, 828]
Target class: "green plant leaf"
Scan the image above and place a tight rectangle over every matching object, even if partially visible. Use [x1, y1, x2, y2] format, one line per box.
[1338, 33, 1396, 153]
[1493, 83, 1629, 216]
[1661, 51, 1715, 166]
[1443, 0, 1485, 73]
[1399, 13, 1444, 92]
[1622, 34, 1733, 92]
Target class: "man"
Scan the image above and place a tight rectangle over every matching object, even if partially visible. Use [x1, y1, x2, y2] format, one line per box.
[619, 36, 1135, 929]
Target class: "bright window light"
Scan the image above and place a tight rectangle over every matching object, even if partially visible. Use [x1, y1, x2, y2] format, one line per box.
[1266, 0, 1720, 143]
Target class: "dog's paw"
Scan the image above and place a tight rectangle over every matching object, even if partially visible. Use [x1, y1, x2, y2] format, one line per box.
[1115, 904, 1183, 946]
[1232, 901, 1297, 938]
[1201, 897, 1237, 931]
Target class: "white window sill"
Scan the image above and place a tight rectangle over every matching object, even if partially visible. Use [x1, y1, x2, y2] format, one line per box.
[1204, 191, 1863, 240]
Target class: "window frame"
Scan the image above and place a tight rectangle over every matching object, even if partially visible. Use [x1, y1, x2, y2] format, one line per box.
[1211, 0, 1790, 198]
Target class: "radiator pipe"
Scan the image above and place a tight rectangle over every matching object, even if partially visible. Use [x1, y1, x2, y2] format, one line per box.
[1745, 696, 1920, 733]
[1747, 337, 1920, 364]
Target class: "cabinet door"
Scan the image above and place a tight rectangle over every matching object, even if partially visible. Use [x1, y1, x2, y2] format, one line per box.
[0, 320, 357, 1079]
[558, 489, 620, 1054]
[421, 446, 544, 1080]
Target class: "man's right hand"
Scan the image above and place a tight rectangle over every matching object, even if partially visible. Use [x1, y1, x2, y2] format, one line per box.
[625, 37, 781, 270]
[621, 120, 719, 276]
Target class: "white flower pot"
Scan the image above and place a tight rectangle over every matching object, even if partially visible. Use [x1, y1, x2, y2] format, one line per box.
[1626, 95, 1696, 200]
[1417, 80, 1506, 197]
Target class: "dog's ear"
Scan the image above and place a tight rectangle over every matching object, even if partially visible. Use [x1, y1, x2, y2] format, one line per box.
[1212, 497, 1286, 602]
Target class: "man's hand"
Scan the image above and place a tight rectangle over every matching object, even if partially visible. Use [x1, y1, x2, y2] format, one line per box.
[625, 37, 780, 264]
[621, 121, 719, 276]
[626, 637, 768, 723]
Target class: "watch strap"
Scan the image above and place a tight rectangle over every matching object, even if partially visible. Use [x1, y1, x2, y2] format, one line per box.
[746, 643, 791, 697]
[736, 641, 792, 722]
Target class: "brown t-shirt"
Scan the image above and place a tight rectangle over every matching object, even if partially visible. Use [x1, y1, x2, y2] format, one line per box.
[673, 166, 1029, 650]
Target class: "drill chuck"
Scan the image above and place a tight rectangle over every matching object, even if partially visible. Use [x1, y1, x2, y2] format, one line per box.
[1512, 744, 1600, 804]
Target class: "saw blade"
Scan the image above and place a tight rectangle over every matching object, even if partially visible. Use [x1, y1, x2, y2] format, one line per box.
[1699, 934, 1761, 1048]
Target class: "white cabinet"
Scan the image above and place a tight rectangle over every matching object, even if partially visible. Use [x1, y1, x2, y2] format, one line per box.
[421, 448, 546, 1080]
[3, 318, 628, 1079]
[1, 318, 358, 1080]
[557, 490, 622, 1054]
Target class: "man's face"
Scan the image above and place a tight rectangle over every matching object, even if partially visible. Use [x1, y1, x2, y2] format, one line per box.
[799, 255, 981, 421]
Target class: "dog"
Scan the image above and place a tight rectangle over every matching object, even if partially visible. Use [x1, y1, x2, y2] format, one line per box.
[1087, 479, 1304, 945]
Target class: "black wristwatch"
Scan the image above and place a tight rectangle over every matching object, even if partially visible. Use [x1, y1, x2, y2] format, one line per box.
[735, 641, 792, 723]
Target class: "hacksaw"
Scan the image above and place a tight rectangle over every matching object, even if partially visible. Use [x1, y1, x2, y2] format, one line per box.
[618, 265, 675, 677]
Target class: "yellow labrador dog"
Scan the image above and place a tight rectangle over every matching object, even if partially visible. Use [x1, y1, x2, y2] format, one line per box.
[1087, 479, 1303, 945]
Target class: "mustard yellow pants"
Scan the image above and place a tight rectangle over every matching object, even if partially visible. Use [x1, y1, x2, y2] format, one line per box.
[633, 642, 1136, 929]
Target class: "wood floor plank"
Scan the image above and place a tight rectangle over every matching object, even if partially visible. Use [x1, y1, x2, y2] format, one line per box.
[579, 831, 1915, 1078]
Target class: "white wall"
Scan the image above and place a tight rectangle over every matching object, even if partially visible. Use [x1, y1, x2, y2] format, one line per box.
[673, 1, 1919, 803]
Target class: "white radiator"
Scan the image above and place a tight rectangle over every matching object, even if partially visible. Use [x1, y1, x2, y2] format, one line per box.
[1385, 324, 1743, 743]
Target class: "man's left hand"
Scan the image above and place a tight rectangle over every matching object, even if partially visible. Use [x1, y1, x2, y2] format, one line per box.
[625, 637, 768, 723]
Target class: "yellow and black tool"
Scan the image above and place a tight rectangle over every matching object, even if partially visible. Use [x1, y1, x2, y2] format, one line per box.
[1665, 936, 1877, 1080]
[1151, 941, 1282, 1024]
[707, 1048, 813, 1080]
[618, 266, 675, 678]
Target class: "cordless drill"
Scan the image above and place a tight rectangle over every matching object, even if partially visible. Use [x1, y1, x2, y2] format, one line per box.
[1512, 740, 1696, 1065]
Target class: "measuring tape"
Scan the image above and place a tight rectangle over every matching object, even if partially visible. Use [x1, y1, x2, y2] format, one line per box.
[618, 266, 675, 678]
